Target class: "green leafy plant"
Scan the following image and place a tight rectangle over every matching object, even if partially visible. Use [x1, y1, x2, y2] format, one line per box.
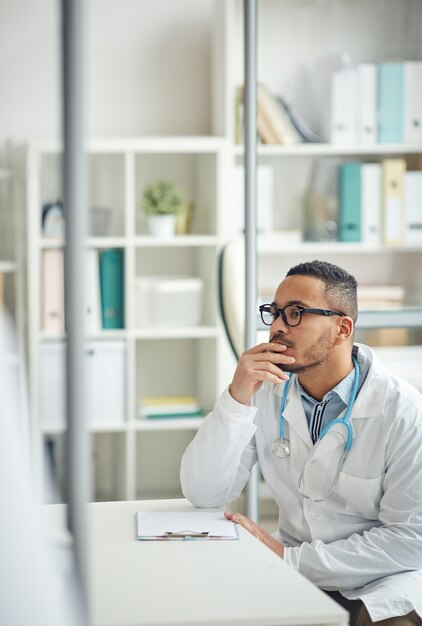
[142, 180, 185, 216]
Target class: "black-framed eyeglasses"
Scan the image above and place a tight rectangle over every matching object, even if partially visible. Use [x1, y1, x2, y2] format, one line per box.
[259, 303, 346, 327]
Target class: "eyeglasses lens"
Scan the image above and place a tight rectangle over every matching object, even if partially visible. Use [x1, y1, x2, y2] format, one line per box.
[261, 305, 303, 327]
[261, 306, 276, 325]
[284, 306, 301, 326]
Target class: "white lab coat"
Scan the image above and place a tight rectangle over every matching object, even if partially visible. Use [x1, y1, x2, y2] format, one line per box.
[180, 345, 422, 621]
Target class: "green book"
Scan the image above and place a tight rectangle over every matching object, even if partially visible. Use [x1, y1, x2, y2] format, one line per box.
[99, 248, 124, 329]
[339, 162, 362, 243]
[144, 410, 204, 420]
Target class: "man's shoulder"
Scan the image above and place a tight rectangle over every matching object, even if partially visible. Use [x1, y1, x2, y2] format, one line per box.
[373, 367, 422, 432]
[359, 346, 422, 425]
[370, 355, 421, 402]
[361, 344, 420, 399]
[384, 372, 422, 409]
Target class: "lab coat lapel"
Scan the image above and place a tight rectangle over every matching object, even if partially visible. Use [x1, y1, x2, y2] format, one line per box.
[282, 383, 313, 450]
[310, 360, 387, 461]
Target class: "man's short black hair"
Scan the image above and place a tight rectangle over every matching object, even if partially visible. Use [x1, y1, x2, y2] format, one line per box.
[286, 260, 358, 322]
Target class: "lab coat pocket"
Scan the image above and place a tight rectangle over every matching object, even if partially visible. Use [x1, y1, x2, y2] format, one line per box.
[337, 472, 384, 520]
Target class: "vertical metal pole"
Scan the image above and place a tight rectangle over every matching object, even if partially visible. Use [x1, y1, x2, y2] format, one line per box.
[62, 0, 90, 619]
[244, 0, 259, 522]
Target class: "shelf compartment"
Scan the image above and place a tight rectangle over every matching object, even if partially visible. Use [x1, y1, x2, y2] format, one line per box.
[135, 152, 218, 236]
[258, 249, 422, 319]
[42, 431, 127, 501]
[89, 153, 126, 237]
[225, 0, 421, 147]
[135, 337, 217, 422]
[134, 246, 217, 327]
[93, 432, 127, 501]
[39, 339, 128, 431]
[234, 153, 422, 238]
[37, 152, 126, 240]
[135, 429, 195, 500]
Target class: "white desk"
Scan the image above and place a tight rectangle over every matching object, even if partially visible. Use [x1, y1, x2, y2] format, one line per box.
[48, 499, 348, 626]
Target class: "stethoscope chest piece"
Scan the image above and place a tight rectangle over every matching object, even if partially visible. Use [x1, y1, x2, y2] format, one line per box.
[272, 438, 290, 458]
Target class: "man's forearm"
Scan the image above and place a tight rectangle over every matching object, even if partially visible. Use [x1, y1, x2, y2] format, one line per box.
[180, 388, 258, 507]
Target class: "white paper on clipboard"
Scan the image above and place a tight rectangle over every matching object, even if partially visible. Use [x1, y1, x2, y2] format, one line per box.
[136, 511, 239, 540]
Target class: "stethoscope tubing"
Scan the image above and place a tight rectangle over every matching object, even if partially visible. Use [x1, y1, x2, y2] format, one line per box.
[278, 355, 360, 448]
[280, 355, 361, 502]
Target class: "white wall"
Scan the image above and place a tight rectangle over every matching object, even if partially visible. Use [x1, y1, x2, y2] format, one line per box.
[0, 0, 213, 145]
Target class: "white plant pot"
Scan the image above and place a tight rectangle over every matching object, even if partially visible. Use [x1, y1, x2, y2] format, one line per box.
[147, 214, 176, 238]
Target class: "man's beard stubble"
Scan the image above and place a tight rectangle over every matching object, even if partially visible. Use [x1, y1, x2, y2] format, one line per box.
[270, 329, 333, 374]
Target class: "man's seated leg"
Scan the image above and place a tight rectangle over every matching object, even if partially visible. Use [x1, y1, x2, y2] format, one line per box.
[324, 591, 422, 626]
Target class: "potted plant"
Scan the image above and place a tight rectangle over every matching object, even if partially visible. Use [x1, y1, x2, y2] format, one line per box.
[142, 180, 185, 237]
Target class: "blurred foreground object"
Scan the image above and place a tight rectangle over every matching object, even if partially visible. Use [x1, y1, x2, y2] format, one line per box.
[0, 312, 82, 626]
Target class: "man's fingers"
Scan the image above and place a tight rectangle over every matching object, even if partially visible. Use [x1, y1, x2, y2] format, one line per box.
[225, 511, 261, 535]
[248, 352, 295, 365]
[225, 512, 284, 558]
[240, 361, 291, 381]
[225, 511, 253, 529]
[246, 342, 288, 355]
[252, 363, 290, 381]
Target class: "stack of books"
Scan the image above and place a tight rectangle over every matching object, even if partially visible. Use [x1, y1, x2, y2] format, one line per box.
[357, 284, 405, 310]
[234, 84, 321, 145]
[138, 396, 203, 420]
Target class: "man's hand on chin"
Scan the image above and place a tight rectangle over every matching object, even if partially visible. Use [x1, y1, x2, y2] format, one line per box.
[224, 511, 284, 559]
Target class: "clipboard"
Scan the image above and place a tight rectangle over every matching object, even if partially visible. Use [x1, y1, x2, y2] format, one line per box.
[136, 511, 239, 541]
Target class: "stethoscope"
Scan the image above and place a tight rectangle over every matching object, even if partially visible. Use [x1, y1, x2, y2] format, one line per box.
[272, 356, 360, 501]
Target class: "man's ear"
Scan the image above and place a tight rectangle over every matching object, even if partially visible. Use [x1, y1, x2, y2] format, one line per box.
[335, 316, 354, 344]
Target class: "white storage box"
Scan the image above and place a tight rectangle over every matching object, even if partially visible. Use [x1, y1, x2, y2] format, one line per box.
[40, 340, 126, 428]
[134, 276, 203, 327]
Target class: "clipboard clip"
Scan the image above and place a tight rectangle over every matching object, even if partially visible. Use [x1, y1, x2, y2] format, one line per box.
[164, 530, 209, 538]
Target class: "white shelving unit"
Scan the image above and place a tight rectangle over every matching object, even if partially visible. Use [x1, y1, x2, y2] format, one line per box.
[26, 0, 422, 506]
[213, 0, 422, 393]
[27, 137, 231, 501]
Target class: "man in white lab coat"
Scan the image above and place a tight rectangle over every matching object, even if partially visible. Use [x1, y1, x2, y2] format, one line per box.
[180, 260, 422, 626]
